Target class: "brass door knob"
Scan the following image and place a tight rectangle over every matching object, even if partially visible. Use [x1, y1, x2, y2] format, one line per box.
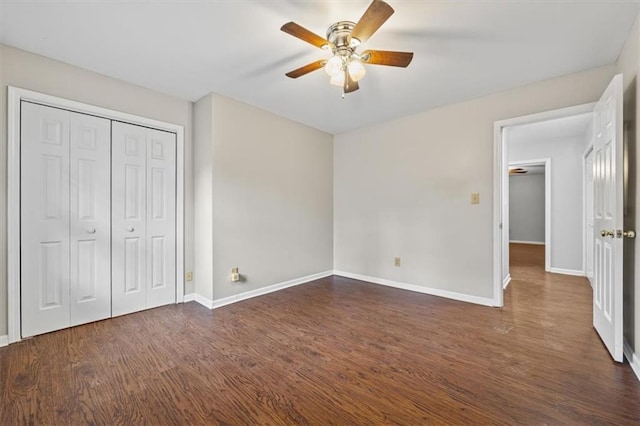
[601, 230, 615, 238]
[623, 230, 636, 239]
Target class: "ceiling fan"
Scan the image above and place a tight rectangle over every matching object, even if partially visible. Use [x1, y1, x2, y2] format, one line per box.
[509, 167, 528, 175]
[281, 0, 414, 95]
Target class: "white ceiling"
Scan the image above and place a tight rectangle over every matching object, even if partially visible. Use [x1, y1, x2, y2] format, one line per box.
[1, 1, 638, 134]
[506, 112, 593, 145]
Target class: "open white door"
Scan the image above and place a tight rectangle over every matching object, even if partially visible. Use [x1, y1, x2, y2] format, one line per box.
[593, 74, 624, 362]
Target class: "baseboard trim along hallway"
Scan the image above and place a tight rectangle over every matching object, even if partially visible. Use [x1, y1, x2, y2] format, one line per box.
[624, 339, 640, 382]
[503, 274, 512, 289]
[548, 267, 584, 277]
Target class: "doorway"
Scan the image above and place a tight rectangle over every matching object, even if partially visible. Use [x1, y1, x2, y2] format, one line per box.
[494, 75, 627, 364]
[492, 103, 595, 307]
[508, 160, 550, 278]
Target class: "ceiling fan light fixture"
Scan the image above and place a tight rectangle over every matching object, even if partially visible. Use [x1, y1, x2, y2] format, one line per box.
[281, 0, 414, 95]
[325, 55, 343, 76]
[330, 71, 345, 87]
[348, 60, 366, 82]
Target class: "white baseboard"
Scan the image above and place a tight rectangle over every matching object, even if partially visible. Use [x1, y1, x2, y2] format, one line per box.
[333, 271, 495, 307]
[503, 274, 512, 289]
[624, 339, 640, 382]
[509, 240, 545, 245]
[185, 270, 333, 310]
[212, 270, 333, 309]
[548, 267, 585, 277]
[183, 293, 215, 309]
[0, 335, 8, 347]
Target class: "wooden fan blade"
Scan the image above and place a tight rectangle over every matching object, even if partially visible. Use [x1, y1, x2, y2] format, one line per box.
[350, 0, 394, 43]
[344, 69, 359, 93]
[281, 22, 331, 49]
[285, 60, 327, 78]
[362, 50, 414, 67]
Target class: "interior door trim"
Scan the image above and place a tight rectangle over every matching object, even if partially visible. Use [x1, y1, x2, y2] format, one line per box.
[492, 102, 596, 307]
[7, 86, 185, 344]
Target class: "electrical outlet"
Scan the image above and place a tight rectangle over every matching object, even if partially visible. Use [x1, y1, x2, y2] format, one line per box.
[394, 257, 401, 267]
[185, 272, 193, 281]
[471, 193, 480, 204]
[230, 267, 240, 282]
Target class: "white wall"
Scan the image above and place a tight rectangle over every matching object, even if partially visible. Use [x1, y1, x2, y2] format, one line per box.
[0, 44, 194, 336]
[509, 173, 545, 244]
[334, 64, 615, 301]
[194, 93, 333, 303]
[508, 136, 585, 272]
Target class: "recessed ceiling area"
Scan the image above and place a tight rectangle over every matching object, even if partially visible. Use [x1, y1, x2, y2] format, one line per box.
[1, 1, 638, 134]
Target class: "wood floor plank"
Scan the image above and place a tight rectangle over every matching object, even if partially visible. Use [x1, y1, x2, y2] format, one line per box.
[1, 243, 639, 424]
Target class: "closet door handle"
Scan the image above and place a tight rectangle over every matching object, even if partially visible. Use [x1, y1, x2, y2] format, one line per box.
[86, 228, 96, 234]
[127, 226, 135, 232]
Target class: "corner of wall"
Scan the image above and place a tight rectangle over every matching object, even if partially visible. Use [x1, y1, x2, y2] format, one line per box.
[192, 94, 215, 301]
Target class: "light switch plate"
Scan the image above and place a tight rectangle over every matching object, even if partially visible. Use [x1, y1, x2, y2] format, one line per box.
[471, 193, 480, 204]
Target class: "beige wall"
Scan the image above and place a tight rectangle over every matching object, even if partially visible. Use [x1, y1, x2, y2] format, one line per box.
[334, 64, 616, 300]
[0, 44, 195, 335]
[617, 12, 640, 357]
[194, 93, 334, 302]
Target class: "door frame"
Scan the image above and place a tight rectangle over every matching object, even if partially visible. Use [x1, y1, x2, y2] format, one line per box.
[583, 143, 595, 286]
[507, 158, 551, 271]
[493, 102, 595, 307]
[7, 87, 186, 343]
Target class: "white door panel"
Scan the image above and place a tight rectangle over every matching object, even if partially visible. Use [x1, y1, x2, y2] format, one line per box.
[112, 122, 147, 316]
[21, 103, 177, 335]
[146, 130, 176, 308]
[21, 102, 71, 337]
[112, 123, 176, 315]
[69, 112, 111, 326]
[593, 74, 624, 362]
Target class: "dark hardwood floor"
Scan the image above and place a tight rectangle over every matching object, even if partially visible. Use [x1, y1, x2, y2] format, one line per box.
[2, 246, 639, 424]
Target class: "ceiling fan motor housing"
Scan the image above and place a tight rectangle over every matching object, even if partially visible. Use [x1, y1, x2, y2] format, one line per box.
[326, 21, 360, 58]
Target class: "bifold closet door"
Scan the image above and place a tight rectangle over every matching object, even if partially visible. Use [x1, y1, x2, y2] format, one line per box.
[112, 121, 176, 316]
[21, 102, 111, 338]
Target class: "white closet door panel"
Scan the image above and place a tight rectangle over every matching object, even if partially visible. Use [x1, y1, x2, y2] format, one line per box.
[112, 122, 147, 316]
[21, 102, 71, 337]
[69, 112, 111, 326]
[146, 130, 176, 308]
